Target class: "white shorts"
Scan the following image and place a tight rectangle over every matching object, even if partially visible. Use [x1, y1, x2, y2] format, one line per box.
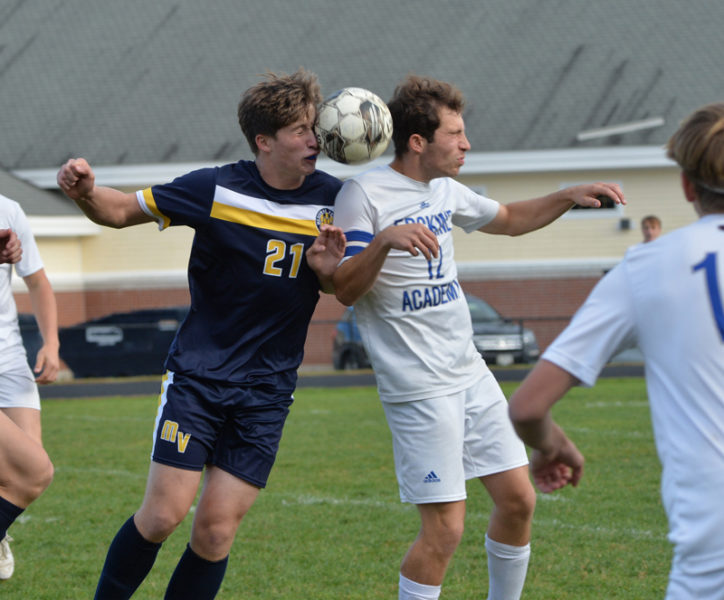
[382, 370, 528, 504]
[0, 353, 41, 410]
[666, 560, 724, 599]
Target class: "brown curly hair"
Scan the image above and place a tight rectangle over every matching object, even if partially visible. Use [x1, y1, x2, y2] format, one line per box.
[387, 75, 465, 158]
[238, 68, 322, 154]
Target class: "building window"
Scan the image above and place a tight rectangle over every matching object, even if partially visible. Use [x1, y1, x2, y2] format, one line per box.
[561, 181, 624, 220]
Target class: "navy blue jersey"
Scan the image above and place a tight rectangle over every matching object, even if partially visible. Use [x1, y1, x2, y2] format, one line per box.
[137, 160, 341, 390]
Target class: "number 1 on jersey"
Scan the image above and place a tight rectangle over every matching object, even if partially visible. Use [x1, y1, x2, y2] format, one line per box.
[693, 252, 724, 341]
[427, 246, 444, 280]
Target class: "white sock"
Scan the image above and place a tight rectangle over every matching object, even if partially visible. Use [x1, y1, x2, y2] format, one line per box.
[485, 534, 530, 600]
[399, 573, 441, 600]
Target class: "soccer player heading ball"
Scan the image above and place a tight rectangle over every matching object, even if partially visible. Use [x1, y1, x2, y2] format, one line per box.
[57, 68, 345, 600]
[332, 74, 623, 600]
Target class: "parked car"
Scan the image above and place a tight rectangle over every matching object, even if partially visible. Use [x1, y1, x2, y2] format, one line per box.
[18, 313, 43, 367]
[466, 294, 539, 366]
[58, 306, 189, 378]
[331, 294, 539, 370]
[332, 306, 371, 370]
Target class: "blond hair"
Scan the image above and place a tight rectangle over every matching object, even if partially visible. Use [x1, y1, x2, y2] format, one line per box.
[667, 103, 724, 212]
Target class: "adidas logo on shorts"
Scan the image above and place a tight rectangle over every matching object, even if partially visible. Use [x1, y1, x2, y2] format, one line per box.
[423, 471, 441, 483]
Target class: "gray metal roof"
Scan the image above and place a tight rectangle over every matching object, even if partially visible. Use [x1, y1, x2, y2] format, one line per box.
[0, 169, 80, 216]
[2, 0, 723, 172]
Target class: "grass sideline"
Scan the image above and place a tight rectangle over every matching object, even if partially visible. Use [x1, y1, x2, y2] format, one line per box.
[1, 378, 670, 599]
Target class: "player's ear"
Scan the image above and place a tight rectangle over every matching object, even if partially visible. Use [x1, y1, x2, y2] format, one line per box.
[409, 133, 426, 154]
[256, 134, 272, 153]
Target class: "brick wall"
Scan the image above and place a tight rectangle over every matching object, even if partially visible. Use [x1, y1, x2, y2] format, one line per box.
[13, 276, 600, 369]
[462, 277, 600, 349]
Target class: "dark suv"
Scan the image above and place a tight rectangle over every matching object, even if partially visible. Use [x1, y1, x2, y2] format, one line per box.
[58, 307, 189, 378]
[332, 294, 539, 370]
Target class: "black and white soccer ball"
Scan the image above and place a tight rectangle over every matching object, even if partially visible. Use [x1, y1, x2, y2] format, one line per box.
[315, 87, 393, 165]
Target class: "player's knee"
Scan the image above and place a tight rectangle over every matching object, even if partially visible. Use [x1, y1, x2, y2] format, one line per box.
[421, 518, 464, 557]
[191, 520, 237, 560]
[501, 484, 536, 523]
[428, 527, 464, 560]
[440, 522, 465, 555]
[22, 449, 53, 503]
[136, 507, 186, 542]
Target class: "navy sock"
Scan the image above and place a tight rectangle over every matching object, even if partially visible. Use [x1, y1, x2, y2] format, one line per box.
[94, 515, 162, 600]
[164, 544, 228, 600]
[0, 495, 24, 540]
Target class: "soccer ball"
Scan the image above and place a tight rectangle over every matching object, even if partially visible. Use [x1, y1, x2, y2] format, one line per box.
[315, 87, 393, 165]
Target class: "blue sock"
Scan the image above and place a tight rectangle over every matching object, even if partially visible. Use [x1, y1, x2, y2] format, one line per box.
[94, 515, 162, 600]
[0, 496, 24, 540]
[164, 544, 228, 600]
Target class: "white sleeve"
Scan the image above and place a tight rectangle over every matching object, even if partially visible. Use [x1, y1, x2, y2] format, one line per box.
[542, 263, 638, 386]
[9, 200, 44, 278]
[334, 179, 376, 263]
[448, 180, 501, 233]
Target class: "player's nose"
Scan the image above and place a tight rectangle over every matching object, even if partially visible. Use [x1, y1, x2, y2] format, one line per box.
[307, 130, 319, 149]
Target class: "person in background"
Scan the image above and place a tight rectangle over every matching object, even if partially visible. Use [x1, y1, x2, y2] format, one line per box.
[0, 196, 58, 582]
[640, 214, 662, 243]
[508, 102, 724, 599]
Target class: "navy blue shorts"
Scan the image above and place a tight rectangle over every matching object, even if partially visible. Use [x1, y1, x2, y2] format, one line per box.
[150, 371, 293, 488]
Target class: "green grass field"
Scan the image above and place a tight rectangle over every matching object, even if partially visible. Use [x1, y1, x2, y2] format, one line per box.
[1, 378, 670, 599]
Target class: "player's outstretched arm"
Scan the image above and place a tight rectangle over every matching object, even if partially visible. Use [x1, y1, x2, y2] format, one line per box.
[23, 269, 60, 384]
[509, 360, 585, 492]
[480, 182, 625, 237]
[0, 229, 22, 264]
[57, 158, 153, 228]
[306, 224, 346, 294]
[333, 223, 438, 306]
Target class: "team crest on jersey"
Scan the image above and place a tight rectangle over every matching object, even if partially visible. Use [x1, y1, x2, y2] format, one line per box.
[315, 207, 334, 230]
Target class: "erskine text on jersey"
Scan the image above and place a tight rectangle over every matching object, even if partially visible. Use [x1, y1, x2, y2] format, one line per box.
[394, 210, 453, 235]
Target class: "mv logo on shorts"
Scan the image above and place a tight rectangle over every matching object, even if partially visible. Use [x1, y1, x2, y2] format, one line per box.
[423, 471, 441, 483]
[160, 420, 191, 453]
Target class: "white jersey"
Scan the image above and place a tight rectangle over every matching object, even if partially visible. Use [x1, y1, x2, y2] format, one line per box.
[334, 165, 500, 402]
[543, 214, 724, 575]
[0, 194, 44, 369]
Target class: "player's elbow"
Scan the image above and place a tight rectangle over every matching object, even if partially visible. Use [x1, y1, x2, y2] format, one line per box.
[335, 288, 356, 307]
[78, 207, 126, 229]
[331, 274, 357, 306]
[508, 396, 544, 429]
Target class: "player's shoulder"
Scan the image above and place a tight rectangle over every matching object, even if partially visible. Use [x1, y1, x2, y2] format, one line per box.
[0, 193, 21, 212]
[0, 194, 27, 228]
[308, 168, 343, 194]
[349, 164, 394, 185]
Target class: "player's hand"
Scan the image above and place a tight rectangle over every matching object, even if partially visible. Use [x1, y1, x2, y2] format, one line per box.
[567, 182, 625, 209]
[310, 224, 346, 259]
[379, 223, 439, 261]
[529, 437, 584, 493]
[57, 158, 96, 201]
[307, 224, 346, 290]
[33, 343, 60, 384]
[0, 229, 22, 264]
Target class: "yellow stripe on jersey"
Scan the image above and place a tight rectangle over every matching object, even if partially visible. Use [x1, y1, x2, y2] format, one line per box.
[210, 202, 320, 236]
[141, 188, 171, 230]
[211, 187, 323, 236]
